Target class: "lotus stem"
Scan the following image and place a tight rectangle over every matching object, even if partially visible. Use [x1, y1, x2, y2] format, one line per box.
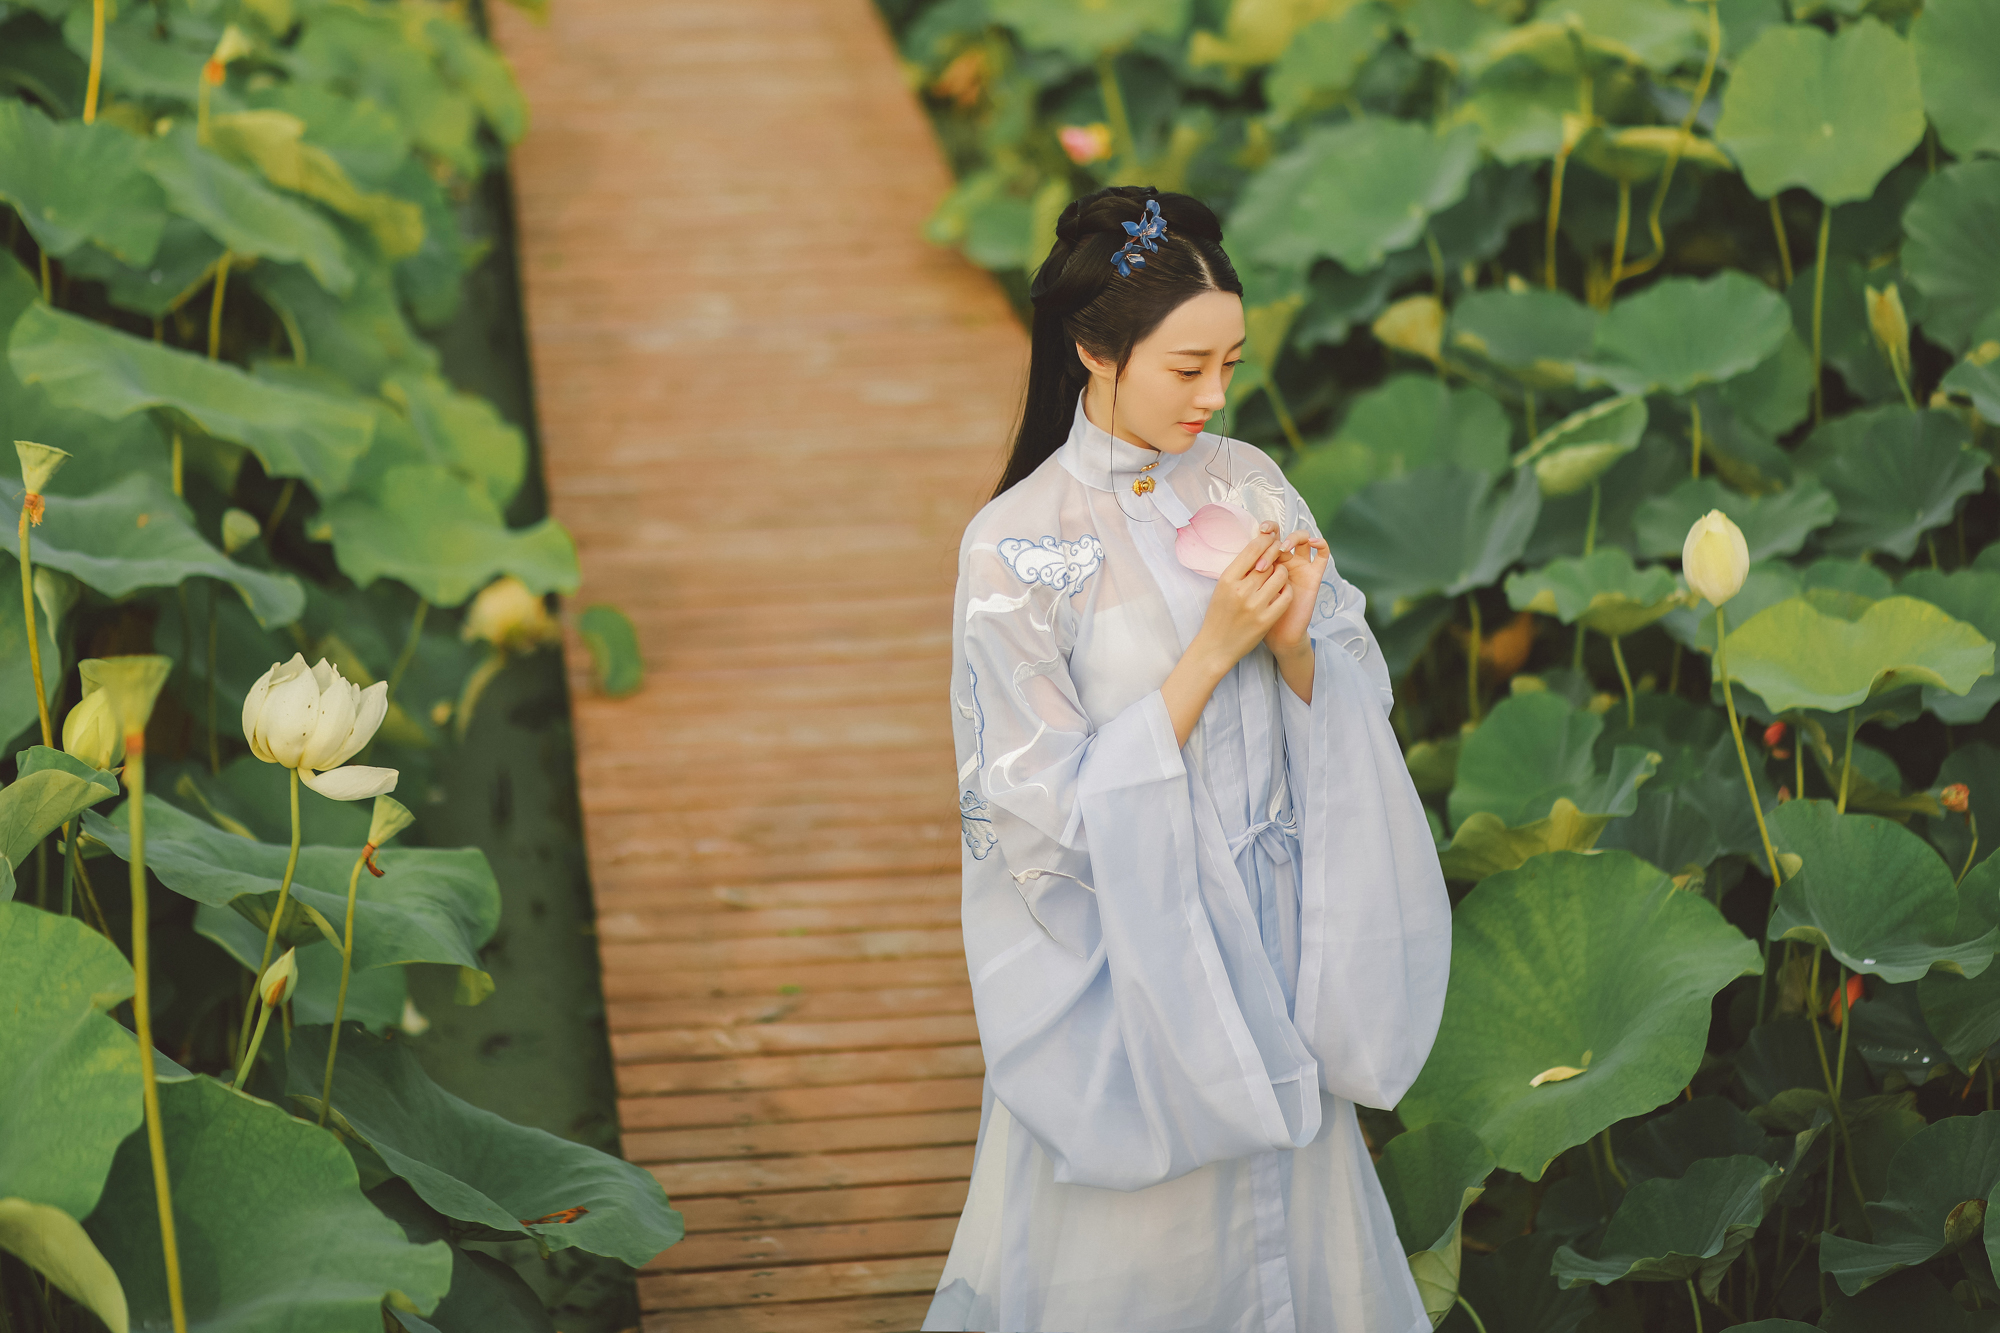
[233, 997, 273, 1092]
[1805, 945, 1869, 1212]
[60, 818, 77, 918]
[1956, 813, 1977, 886]
[206, 594, 219, 775]
[385, 598, 430, 713]
[1629, 0, 1718, 283]
[38, 249, 51, 303]
[83, 0, 106, 123]
[239, 767, 302, 1054]
[1454, 1294, 1490, 1333]
[1582, 479, 1600, 556]
[1610, 635, 1635, 728]
[171, 431, 183, 498]
[263, 479, 296, 540]
[1686, 1279, 1703, 1333]
[1689, 398, 1702, 478]
[1545, 148, 1570, 290]
[1095, 57, 1137, 182]
[1263, 376, 1308, 454]
[319, 845, 372, 1127]
[1836, 709, 1856, 815]
[206, 254, 231, 360]
[1465, 593, 1482, 723]
[1833, 961, 1852, 1099]
[1601, 179, 1631, 306]
[1599, 1127, 1627, 1188]
[1524, 392, 1537, 442]
[1811, 205, 1830, 426]
[18, 505, 49, 747]
[125, 735, 188, 1332]
[1425, 228, 1445, 299]
[1769, 197, 1793, 289]
[1719, 605, 1788, 1025]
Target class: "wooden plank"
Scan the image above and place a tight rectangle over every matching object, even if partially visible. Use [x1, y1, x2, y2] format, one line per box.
[609, 988, 974, 1035]
[601, 956, 972, 1002]
[645, 1293, 938, 1333]
[599, 930, 965, 974]
[619, 1076, 984, 1131]
[656, 1216, 960, 1271]
[650, 1145, 974, 1198]
[626, 1109, 979, 1165]
[597, 875, 958, 915]
[611, 1015, 978, 1063]
[617, 1045, 984, 1096]
[673, 1181, 971, 1234]
[598, 900, 961, 943]
[640, 1256, 949, 1310]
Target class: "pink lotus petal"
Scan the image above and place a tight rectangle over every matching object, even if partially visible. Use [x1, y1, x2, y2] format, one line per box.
[1175, 503, 1259, 579]
[1175, 525, 1234, 578]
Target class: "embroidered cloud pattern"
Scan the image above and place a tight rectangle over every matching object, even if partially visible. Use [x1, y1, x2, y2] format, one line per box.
[998, 534, 1105, 593]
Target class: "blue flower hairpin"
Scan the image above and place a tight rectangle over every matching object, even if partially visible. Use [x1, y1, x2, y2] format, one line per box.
[1110, 198, 1169, 277]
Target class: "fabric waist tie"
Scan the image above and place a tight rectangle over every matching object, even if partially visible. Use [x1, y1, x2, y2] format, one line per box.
[1228, 812, 1299, 866]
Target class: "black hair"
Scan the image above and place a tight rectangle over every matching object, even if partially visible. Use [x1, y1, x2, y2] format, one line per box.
[993, 185, 1243, 497]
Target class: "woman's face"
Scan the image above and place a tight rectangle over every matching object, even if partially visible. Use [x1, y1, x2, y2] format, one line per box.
[1077, 289, 1246, 455]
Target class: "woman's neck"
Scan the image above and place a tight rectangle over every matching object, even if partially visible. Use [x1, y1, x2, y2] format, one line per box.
[1081, 379, 1161, 453]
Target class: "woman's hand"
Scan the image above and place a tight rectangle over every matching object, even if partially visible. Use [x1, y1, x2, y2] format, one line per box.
[1265, 530, 1329, 703]
[1161, 524, 1292, 745]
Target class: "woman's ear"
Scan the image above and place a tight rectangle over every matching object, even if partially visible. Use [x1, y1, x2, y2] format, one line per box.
[1074, 341, 1115, 380]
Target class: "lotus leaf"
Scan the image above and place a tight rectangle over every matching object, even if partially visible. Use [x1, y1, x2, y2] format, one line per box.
[1765, 799, 2000, 984]
[1896, 568, 2000, 725]
[987, 0, 1189, 57]
[1372, 1120, 1494, 1327]
[59, 218, 229, 321]
[141, 125, 354, 297]
[1819, 1110, 2000, 1295]
[1940, 348, 2000, 424]
[1658, 557, 1801, 655]
[1447, 689, 1659, 830]
[250, 263, 439, 395]
[1717, 594, 1991, 717]
[1447, 54, 1579, 164]
[1909, 0, 2000, 161]
[1504, 547, 1684, 637]
[1576, 126, 1732, 185]
[1900, 160, 2000, 355]
[1325, 464, 1539, 613]
[1512, 395, 1646, 497]
[288, 1026, 685, 1267]
[0, 747, 118, 869]
[1537, 0, 1705, 71]
[1438, 797, 1625, 881]
[1587, 272, 1794, 396]
[1289, 375, 1512, 521]
[84, 795, 500, 993]
[1789, 407, 1986, 560]
[1714, 331, 1815, 438]
[1919, 963, 2000, 1076]
[1551, 1154, 1780, 1295]
[1229, 118, 1482, 272]
[86, 1075, 452, 1332]
[0, 99, 165, 264]
[1817, 1267, 1998, 1333]
[8, 303, 374, 496]
[1398, 850, 1763, 1179]
[194, 902, 408, 1033]
[368, 1179, 559, 1333]
[1633, 476, 1835, 569]
[1841, 980, 1954, 1085]
[579, 603, 643, 698]
[1264, 6, 1394, 121]
[1448, 286, 1597, 389]
[1609, 1095, 1777, 1185]
[1713, 18, 1927, 206]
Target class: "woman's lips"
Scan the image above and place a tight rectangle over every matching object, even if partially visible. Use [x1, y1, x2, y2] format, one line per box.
[1179, 419, 1206, 433]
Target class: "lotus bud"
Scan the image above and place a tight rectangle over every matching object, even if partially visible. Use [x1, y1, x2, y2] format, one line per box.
[1058, 123, 1113, 165]
[241, 653, 398, 800]
[398, 997, 431, 1036]
[80, 655, 173, 749]
[1941, 783, 1970, 814]
[1761, 721, 1785, 748]
[1864, 283, 1911, 388]
[259, 947, 298, 1008]
[220, 508, 260, 555]
[1825, 972, 1863, 1027]
[62, 688, 124, 771]
[1680, 510, 1749, 607]
[1372, 295, 1444, 364]
[14, 441, 69, 526]
[1776, 785, 1792, 803]
[461, 576, 561, 656]
[205, 23, 253, 83]
[362, 794, 414, 875]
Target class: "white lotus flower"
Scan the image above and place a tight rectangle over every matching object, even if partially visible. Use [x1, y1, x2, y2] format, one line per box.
[241, 653, 398, 800]
[1681, 509, 1749, 608]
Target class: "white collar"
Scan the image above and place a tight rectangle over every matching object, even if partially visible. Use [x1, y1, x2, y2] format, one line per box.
[1054, 389, 1184, 494]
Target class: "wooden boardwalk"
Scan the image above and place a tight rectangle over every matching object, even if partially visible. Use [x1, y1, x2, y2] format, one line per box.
[489, 1, 1022, 1327]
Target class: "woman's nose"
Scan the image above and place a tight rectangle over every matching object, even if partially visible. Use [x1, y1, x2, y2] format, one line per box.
[1191, 377, 1227, 409]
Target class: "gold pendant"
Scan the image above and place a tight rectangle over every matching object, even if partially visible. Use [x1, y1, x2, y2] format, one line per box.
[1132, 475, 1155, 496]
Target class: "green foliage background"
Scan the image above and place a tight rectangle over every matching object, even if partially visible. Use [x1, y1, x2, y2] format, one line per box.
[886, 0, 2000, 1326]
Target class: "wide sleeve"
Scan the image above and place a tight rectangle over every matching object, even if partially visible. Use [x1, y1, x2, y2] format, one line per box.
[1274, 491, 1454, 1110]
[952, 533, 1321, 1192]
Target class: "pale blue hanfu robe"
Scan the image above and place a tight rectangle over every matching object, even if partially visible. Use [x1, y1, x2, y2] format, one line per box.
[923, 392, 1454, 1333]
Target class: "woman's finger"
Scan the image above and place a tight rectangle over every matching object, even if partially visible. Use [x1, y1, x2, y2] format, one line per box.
[1251, 522, 1284, 573]
[1224, 528, 1281, 581]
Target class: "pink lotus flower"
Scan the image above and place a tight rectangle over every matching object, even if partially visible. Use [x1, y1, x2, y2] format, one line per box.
[1059, 123, 1114, 165]
[1175, 502, 1258, 579]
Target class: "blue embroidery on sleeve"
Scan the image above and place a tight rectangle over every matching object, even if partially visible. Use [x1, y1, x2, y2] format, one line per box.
[960, 790, 999, 860]
[997, 534, 1104, 593]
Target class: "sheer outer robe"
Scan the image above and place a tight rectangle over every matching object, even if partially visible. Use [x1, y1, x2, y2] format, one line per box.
[925, 397, 1453, 1333]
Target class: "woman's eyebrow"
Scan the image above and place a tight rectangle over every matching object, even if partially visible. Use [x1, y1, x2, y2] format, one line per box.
[1168, 339, 1249, 356]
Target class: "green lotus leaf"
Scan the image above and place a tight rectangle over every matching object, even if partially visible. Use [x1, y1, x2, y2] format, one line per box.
[1288, 375, 1512, 521]
[0, 99, 165, 265]
[1230, 118, 1482, 272]
[1446, 54, 1579, 163]
[1373, 1120, 1494, 1326]
[1765, 799, 2000, 984]
[141, 125, 353, 297]
[58, 219, 228, 321]
[7, 303, 374, 496]
[288, 1026, 684, 1267]
[578, 603, 643, 698]
[1449, 287, 1598, 389]
[1326, 464, 1540, 612]
[0, 1198, 129, 1333]
[1448, 689, 1660, 830]
[368, 1179, 559, 1333]
[987, 0, 1188, 58]
[1940, 349, 2000, 424]
[1587, 272, 1793, 396]
[1789, 407, 1986, 560]
[1505, 547, 1684, 637]
[1552, 1154, 1780, 1294]
[1819, 1110, 2000, 1295]
[1799, 734, 1938, 822]
[1714, 331, 1815, 438]
[1917, 854, 2000, 1070]
[1897, 568, 2000, 725]
[1909, 0, 2000, 161]
[0, 474, 305, 628]
[1658, 558, 1802, 656]
[1575, 126, 1732, 186]
[249, 263, 439, 395]
[1610, 1095, 1779, 1185]
[1265, 5, 1395, 121]
[1537, 0, 1705, 71]
[1633, 476, 1836, 567]
[1399, 0, 1519, 75]
[1713, 17, 1927, 206]
[1817, 1267, 1998, 1333]
[86, 1075, 452, 1332]
[1843, 980, 1956, 1084]
[83, 795, 500, 993]
[0, 747, 119, 869]
[1513, 394, 1647, 497]
[1900, 160, 2000, 355]
[194, 902, 408, 1033]
[1717, 594, 1992, 717]
[1438, 797, 1633, 881]
[1398, 850, 1763, 1180]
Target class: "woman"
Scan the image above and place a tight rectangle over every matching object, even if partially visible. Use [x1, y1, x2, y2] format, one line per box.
[922, 186, 1454, 1333]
